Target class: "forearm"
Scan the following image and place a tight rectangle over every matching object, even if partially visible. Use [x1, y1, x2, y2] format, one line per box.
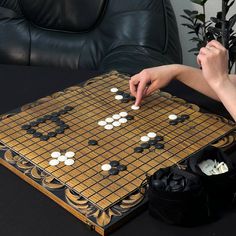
[210, 79, 236, 122]
[172, 64, 220, 101]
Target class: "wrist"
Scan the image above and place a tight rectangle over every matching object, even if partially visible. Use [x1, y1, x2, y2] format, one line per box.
[208, 74, 230, 90]
[168, 64, 183, 80]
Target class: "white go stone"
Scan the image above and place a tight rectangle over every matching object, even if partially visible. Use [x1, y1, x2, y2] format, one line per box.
[105, 117, 114, 123]
[101, 164, 111, 171]
[65, 151, 75, 158]
[115, 95, 123, 100]
[112, 114, 121, 120]
[104, 124, 113, 130]
[51, 151, 61, 158]
[219, 163, 228, 173]
[49, 159, 59, 166]
[98, 120, 107, 126]
[58, 155, 67, 162]
[64, 159, 75, 166]
[147, 132, 157, 138]
[119, 118, 128, 124]
[119, 111, 128, 117]
[131, 105, 140, 110]
[113, 121, 121, 127]
[140, 136, 150, 142]
[110, 87, 118, 93]
[168, 114, 178, 120]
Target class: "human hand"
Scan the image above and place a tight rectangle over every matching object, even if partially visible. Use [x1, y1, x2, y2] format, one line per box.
[129, 66, 177, 106]
[197, 40, 229, 88]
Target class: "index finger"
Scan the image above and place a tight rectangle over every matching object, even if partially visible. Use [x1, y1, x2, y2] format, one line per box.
[129, 76, 139, 97]
[135, 79, 147, 106]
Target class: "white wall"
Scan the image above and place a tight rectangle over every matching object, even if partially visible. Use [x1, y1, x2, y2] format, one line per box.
[170, 0, 236, 67]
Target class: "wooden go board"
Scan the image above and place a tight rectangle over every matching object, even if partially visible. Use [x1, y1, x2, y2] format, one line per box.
[0, 71, 235, 235]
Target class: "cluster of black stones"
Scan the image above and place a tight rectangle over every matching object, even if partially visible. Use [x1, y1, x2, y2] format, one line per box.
[134, 135, 165, 153]
[169, 114, 190, 126]
[116, 91, 136, 103]
[109, 161, 127, 175]
[21, 106, 74, 141]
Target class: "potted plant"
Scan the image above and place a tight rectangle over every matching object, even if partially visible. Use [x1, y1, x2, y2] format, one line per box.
[181, 0, 236, 72]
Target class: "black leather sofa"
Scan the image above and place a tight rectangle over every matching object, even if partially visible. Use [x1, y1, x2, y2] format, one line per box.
[0, 0, 182, 75]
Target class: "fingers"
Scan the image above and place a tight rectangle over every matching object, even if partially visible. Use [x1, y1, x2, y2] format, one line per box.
[207, 40, 226, 51]
[145, 81, 158, 96]
[197, 55, 201, 67]
[135, 78, 149, 106]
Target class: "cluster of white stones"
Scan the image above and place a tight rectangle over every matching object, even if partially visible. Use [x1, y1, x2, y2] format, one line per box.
[49, 151, 75, 166]
[198, 159, 229, 176]
[140, 132, 157, 142]
[98, 111, 128, 130]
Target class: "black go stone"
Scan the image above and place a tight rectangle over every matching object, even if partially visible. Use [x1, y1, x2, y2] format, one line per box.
[172, 174, 183, 181]
[50, 116, 60, 122]
[155, 136, 164, 142]
[30, 121, 39, 127]
[27, 129, 36, 134]
[40, 135, 49, 141]
[51, 112, 59, 117]
[116, 91, 124, 95]
[121, 98, 129, 103]
[134, 147, 144, 153]
[33, 132, 42, 138]
[170, 184, 184, 192]
[55, 128, 65, 134]
[61, 124, 69, 129]
[58, 109, 67, 115]
[126, 115, 134, 120]
[55, 120, 65, 126]
[152, 180, 165, 190]
[169, 120, 178, 126]
[141, 142, 150, 149]
[109, 168, 119, 175]
[64, 106, 74, 111]
[155, 143, 164, 149]
[48, 132, 57, 137]
[21, 124, 31, 130]
[43, 115, 52, 120]
[88, 140, 98, 146]
[130, 96, 136, 101]
[110, 160, 119, 167]
[117, 164, 127, 171]
[37, 117, 46, 123]
[148, 140, 157, 146]
[122, 93, 130, 99]
[181, 114, 190, 120]
[177, 117, 185, 123]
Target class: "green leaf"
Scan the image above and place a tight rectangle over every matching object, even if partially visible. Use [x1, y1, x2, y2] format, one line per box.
[180, 15, 194, 23]
[183, 9, 198, 17]
[190, 0, 208, 6]
[229, 14, 236, 30]
[183, 9, 193, 16]
[196, 14, 205, 22]
[188, 31, 197, 34]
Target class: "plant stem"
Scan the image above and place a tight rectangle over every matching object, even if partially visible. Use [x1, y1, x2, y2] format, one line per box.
[203, 4, 207, 43]
[221, 0, 227, 48]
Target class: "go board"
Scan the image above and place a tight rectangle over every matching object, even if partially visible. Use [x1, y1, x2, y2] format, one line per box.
[0, 71, 235, 235]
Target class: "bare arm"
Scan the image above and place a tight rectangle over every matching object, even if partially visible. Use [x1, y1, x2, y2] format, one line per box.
[129, 64, 220, 105]
[173, 65, 220, 101]
[130, 40, 236, 121]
